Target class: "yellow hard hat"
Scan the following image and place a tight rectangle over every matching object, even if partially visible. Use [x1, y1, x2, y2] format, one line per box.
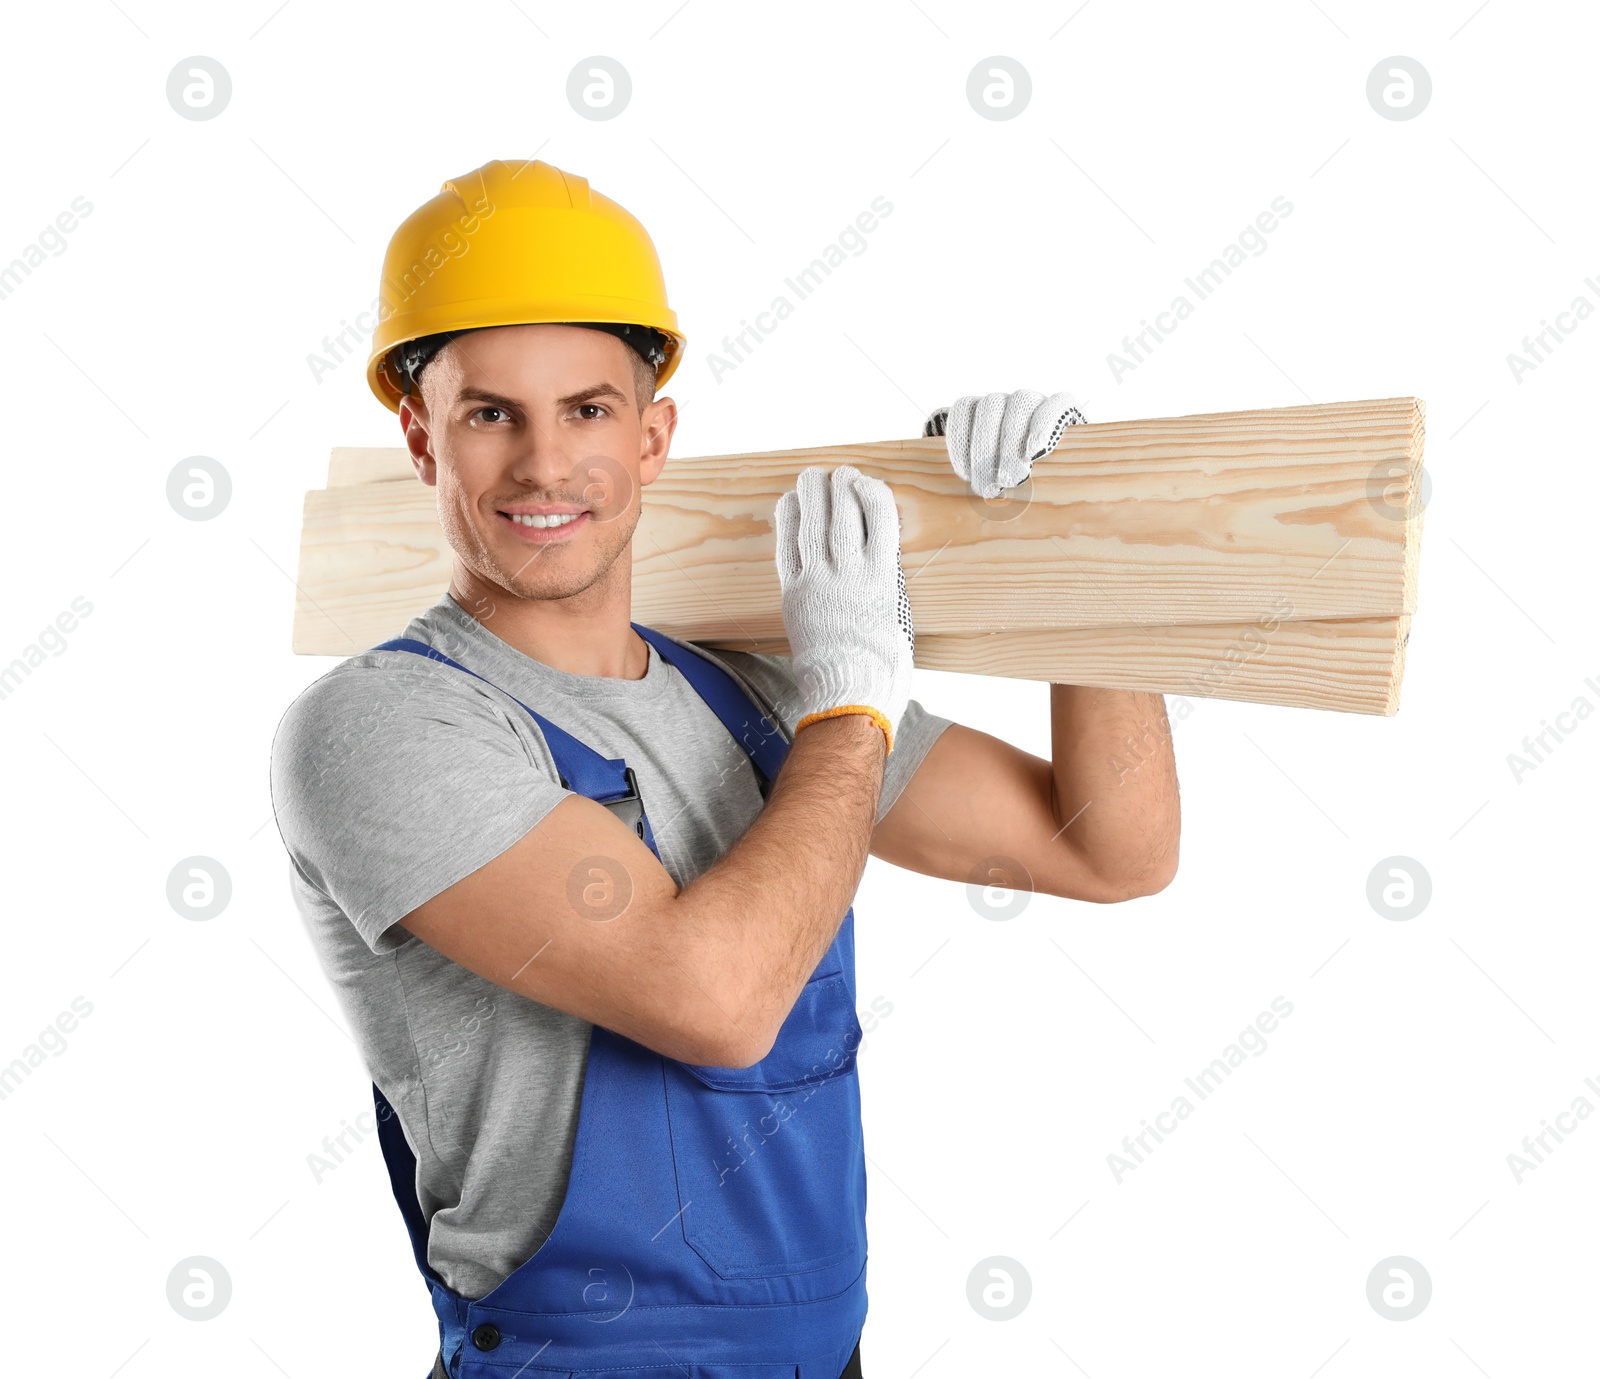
[366, 158, 685, 411]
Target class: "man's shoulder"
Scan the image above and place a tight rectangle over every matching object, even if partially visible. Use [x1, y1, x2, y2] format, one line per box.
[278, 645, 462, 721]
[270, 639, 513, 785]
[280, 598, 493, 717]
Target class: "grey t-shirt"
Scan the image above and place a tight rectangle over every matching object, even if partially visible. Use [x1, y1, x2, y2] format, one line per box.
[269, 593, 952, 1299]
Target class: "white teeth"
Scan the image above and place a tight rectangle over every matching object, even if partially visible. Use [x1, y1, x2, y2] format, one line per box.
[510, 512, 581, 528]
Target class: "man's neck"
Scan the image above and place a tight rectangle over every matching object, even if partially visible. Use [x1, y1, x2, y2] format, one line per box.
[447, 571, 648, 680]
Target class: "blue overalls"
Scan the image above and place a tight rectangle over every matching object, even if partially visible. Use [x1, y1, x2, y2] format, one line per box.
[370, 625, 868, 1378]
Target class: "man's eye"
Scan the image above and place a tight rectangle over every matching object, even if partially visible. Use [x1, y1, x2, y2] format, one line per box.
[577, 403, 607, 419]
[474, 406, 508, 423]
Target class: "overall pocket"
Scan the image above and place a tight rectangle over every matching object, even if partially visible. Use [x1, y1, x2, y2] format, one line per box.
[662, 953, 868, 1281]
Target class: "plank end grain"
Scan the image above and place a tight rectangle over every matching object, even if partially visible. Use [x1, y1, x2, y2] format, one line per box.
[327, 446, 415, 488]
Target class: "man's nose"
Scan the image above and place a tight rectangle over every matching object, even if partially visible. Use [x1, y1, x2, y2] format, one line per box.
[506, 421, 582, 493]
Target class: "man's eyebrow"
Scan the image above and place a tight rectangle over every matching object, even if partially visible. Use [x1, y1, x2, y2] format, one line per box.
[454, 381, 628, 410]
[456, 386, 521, 410]
[556, 382, 629, 408]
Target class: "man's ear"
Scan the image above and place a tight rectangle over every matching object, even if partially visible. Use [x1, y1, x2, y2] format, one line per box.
[638, 395, 677, 486]
[398, 394, 438, 487]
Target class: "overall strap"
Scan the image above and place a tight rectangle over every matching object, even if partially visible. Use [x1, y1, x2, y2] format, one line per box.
[374, 637, 649, 833]
[630, 625, 790, 786]
[371, 1082, 440, 1285]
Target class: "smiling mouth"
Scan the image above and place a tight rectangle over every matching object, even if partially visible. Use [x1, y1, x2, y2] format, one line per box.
[498, 509, 590, 543]
[505, 512, 582, 529]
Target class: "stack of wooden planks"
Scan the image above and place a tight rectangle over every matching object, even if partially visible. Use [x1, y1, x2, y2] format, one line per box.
[292, 397, 1425, 714]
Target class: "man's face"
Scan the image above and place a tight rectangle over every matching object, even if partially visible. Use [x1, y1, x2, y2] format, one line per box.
[397, 323, 676, 608]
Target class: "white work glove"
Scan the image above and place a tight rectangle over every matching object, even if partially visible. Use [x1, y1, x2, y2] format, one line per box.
[774, 464, 914, 754]
[924, 390, 1087, 499]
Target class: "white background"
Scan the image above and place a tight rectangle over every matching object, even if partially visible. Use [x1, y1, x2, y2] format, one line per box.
[2, 1, 1595, 1375]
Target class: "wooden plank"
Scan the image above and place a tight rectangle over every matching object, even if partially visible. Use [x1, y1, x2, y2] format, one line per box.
[301, 396, 1424, 637]
[293, 397, 1425, 714]
[290, 479, 1410, 714]
[697, 615, 1410, 716]
[630, 397, 1423, 638]
[293, 484, 452, 654]
[292, 566, 1407, 714]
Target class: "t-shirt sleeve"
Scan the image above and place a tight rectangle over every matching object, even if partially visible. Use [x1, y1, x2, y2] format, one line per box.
[878, 697, 954, 821]
[702, 648, 955, 824]
[269, 662, 568, 955]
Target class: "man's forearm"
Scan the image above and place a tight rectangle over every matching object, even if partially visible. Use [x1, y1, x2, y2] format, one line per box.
[1049, 684, 1180, 896]
[672, 712, 885, 1064]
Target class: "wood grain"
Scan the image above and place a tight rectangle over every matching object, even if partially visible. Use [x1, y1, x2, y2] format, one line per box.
[292, 398, 1425, 715]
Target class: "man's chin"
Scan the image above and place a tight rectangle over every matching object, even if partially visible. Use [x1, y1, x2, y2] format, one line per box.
[492, 572, 604, 603]
[482, 549, 617, 604]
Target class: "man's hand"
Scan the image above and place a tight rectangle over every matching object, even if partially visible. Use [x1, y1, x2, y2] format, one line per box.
[775, 464, 915, 753]
[925, 390, 1087, 499]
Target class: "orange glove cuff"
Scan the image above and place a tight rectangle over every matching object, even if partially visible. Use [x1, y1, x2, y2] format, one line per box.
[795, 704, 894, 754]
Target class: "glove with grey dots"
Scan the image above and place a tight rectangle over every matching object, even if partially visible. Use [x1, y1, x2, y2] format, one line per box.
[924, 390, 1087, 499]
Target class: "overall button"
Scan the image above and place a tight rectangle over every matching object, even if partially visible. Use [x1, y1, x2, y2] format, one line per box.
[471, 1324, 501, 1351]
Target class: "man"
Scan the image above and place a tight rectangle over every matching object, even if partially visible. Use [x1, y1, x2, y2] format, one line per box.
[270, 159, 1178, 1379]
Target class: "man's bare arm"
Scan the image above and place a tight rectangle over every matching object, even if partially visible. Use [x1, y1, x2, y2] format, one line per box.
[398, 710, 885, 1070]
[872, 685, 1179, 902]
